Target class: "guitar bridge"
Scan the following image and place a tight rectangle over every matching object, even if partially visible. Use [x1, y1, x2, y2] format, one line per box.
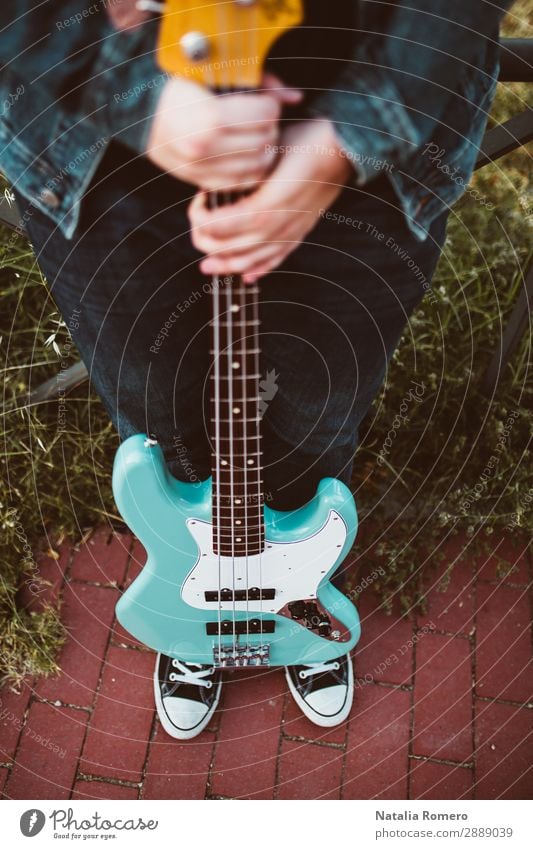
[213, 643, 270, 668]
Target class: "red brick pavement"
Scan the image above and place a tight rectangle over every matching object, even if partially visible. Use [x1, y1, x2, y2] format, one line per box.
[0, 528, 531, 800]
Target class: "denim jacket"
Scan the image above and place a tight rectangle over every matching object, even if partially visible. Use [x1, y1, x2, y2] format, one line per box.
[0, 1, 511, 241]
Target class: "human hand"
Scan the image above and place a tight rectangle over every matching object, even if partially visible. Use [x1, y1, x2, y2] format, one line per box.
[188, 119, 353, 281]
[146, 74, 301, 191]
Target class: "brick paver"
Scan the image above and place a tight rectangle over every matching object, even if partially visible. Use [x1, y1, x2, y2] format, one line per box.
[475, 583, 533, 703]
[143, 725, 214, 799]
[355, 592, 414, 686]
[35, 582, 118, 707]
[410, 759, 474, 799]
[5, 701, 88, 799]
[474, 700, 533, 799]
[277, 739, 344, 799]
[417, 536, 476, 634]
[412, 633, 473, 762]
[210, 669, 285, 799]
[70, 529, 132, 585]
[343, 683, 411, 799]
[0, 529, 531, 800]
[78, 646, 155, 782]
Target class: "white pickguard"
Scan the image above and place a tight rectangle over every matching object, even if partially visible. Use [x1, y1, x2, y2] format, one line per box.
[182, 510, 347, 613]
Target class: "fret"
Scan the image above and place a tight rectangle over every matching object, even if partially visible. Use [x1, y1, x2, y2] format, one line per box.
[211, 450, 263, 456]
[212, 501, 264, 507]
[212, 500, 263, 508]
[212, 528, 265, 533]
[219, 284, 259, 292]
[211, 531, 264, 537]
[214, 539, 265, 546]
[212, 516, 264, 522]
[212, 436, 262, 443]
[213, 505, 264, 520]
[212, 512, 264, 518]
[210, 374, 260, 381]
[211, 320, 261, 328]
[214, 549, 265, 557]
[212, 498, 263, 506]
[211, 480, 265, 490]
[211, 506, 264, 513]
[212, 480, 264, 487]
[210, 348, 260, 355]
[210, 416, 261, 424]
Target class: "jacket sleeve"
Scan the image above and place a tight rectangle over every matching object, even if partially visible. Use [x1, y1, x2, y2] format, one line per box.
[0, 1, 163, 155]
[307, 1, 513, 184]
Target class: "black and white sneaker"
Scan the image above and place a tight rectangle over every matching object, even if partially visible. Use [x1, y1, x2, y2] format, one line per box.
[285, 653, 354, 727]
[154, 653, 222, 740]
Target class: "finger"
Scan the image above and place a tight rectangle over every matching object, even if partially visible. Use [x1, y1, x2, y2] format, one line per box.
[192, 227, 264, 256]
[261, 72, 303, 105]
[242, 245, 296, 282]
[200, 243, 282, 276]
[221, 93, 281, 127]
[189, 193, 261, 236]
[242, 266, 274, 284]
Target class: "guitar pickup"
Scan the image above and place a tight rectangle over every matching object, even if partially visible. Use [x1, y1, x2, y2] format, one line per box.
[206, 619, 275, 635]
[204, 587, 275, 602]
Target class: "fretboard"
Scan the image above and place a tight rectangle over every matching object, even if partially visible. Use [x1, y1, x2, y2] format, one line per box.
[210, 274, 265, 556]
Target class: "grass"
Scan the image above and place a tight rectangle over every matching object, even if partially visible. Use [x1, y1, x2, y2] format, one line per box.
[1, 9, 532, 684]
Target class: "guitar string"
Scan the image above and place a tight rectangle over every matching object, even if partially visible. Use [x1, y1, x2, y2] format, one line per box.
[216, 1, 238, 658]
[203, 53, 223, 665]
[238, 3, 250, 660]
[240, 279, 250, 657]
[212, 268, 223, 664]
[239, 4, 262, 658]
[240, 2, 254, 660]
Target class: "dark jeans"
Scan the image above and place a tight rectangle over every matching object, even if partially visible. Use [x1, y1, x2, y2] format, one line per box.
[23, 141, 448, 510]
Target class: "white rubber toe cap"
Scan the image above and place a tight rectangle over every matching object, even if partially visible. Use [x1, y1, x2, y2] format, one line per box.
[305, 685, 352, 725]
[160, 696, 210, 739]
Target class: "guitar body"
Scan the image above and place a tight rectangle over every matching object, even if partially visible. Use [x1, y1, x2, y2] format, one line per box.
[113, 434, 360, 667]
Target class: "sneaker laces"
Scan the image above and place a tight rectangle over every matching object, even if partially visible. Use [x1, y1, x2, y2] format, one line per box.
[169, 658, 214, 689]
[298, 660, 340, 680]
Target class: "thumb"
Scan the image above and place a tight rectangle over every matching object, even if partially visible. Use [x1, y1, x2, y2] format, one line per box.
[261, 72, 303, 105]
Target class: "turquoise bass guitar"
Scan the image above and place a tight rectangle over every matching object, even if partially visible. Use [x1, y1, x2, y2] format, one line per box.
[112, 0, 360, 669]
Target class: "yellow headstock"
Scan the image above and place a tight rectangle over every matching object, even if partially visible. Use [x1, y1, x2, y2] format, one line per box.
[157, 0, 303, 88]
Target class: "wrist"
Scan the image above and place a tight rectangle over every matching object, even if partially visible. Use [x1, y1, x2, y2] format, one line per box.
[313, 119, 352, 184]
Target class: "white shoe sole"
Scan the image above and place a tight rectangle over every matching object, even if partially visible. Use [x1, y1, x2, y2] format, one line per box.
[153, 662, 222, 740]
[285, 655, 354, 728]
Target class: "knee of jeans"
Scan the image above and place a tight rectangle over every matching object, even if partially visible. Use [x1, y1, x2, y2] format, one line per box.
[265, 399, 358, 458]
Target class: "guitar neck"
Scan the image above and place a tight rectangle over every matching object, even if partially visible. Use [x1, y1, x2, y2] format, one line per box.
[210, 271, 265, 556]
[155, 0, 303, 557]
